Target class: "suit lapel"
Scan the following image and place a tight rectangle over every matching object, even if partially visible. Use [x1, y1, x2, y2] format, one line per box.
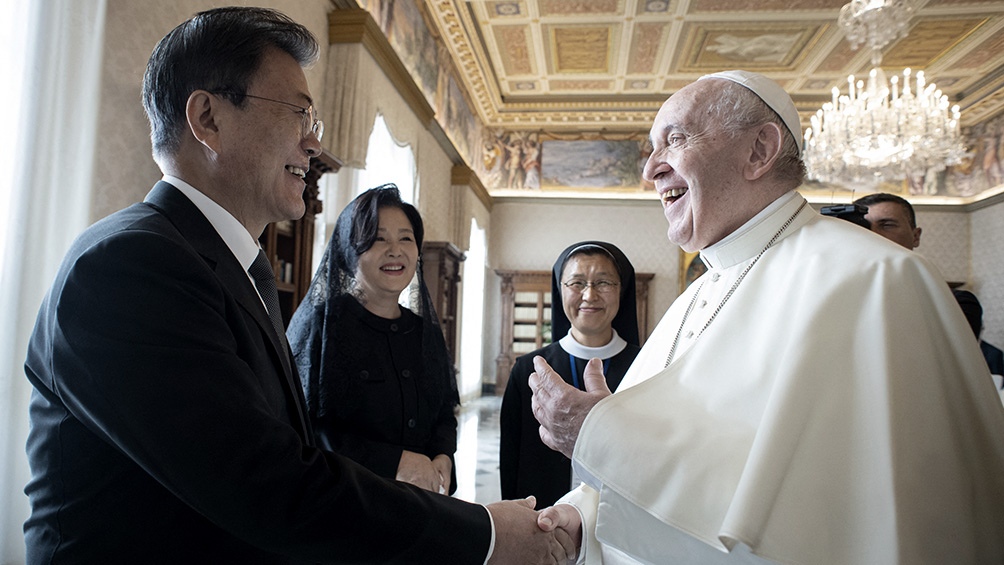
[144, 181, 311, 441]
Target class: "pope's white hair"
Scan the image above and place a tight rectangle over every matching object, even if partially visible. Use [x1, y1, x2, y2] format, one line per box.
[705, 81, 806, 188]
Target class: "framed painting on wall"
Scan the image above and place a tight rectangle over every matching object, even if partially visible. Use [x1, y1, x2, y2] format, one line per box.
[679, 250, 706, 294]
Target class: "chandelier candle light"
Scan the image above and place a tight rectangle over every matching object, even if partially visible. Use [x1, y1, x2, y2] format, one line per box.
[803, 0, 969, 185]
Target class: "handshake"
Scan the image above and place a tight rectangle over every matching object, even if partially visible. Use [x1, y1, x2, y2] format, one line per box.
[481, 356, 608, 563]
[485, 497, 582, 564]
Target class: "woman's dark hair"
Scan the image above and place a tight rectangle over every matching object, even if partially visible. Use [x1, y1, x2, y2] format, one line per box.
[347, 184, 425, 270]
[142, 7, 318, 157]
[288, 183, 457, 430]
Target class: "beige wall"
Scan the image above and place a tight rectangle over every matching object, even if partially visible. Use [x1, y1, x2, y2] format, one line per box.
[913, 208, 971, 283]
[972, 200, 1004, 347]
[485, 198, 678, 384]
[487, 197, 678, 332]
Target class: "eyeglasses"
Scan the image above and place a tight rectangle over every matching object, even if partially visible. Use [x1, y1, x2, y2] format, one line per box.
[212, 92, 324, 141]
[562, 280, 619, 294]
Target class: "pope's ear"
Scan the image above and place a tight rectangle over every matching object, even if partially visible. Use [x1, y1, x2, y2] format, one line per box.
[185, 90, 221, 152]
[744, 121, 784, 181]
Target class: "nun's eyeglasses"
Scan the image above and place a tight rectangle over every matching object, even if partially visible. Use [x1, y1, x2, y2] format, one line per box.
[562, 280, 619, 294]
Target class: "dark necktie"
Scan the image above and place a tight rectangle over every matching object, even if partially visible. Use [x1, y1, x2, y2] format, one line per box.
[248, 250, 289, 352]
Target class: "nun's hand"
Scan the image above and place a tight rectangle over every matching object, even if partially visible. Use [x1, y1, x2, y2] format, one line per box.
[396, 450, 442, 492]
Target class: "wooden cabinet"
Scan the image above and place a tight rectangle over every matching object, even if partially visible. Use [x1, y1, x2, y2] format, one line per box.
[493, 270, 552, 395]
[259, 149, 341, 327]
[421, 241, 466, 361]
[494, 269, 653, 394]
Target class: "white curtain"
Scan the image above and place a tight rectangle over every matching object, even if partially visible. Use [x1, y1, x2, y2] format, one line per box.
[0, 1, 107, 562]
[359, 114, 417, 203]
[460, 219, 487, 401]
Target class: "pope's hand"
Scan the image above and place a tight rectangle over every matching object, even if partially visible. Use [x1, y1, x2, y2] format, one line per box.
[538, 503, 582, 563]
[528, 356, 611, 458]
[486, 497, 574, 564]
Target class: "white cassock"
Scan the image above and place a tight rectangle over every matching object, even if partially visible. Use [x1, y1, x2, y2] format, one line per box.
[561, 191, 1004, 565]
[992, 375, 1004, 406]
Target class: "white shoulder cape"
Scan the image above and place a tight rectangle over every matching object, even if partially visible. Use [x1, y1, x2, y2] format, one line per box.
[567, 194, 1004, 565]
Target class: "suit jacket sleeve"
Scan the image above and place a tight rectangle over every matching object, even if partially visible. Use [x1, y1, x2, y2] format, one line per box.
[34, 226, 490, 563]
[428, 381, 460, 459]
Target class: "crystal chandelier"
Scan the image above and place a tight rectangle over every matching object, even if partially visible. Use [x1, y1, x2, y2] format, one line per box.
[803, 0, 969, 185]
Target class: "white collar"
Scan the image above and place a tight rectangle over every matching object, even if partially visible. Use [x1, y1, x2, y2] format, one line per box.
[559, 329, 628, 360]
[161, 175, 262, 270]
[700, 190, 805, 270]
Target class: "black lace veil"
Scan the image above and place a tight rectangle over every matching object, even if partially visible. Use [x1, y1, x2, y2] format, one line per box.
[287, 184, 458, 420]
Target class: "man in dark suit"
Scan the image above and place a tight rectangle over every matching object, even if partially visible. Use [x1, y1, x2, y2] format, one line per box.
[23, 7, 569, 564]
[954, 289, 1004, 380]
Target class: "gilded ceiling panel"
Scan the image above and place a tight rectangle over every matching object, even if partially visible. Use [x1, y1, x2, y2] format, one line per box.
[509, 80, 539, 91]
[494, 25, 534, 75]
[662, 78, 692, 91]
[678, 23, 823, 72]
[932, 76, 962, 88]
[635, 0, 672, 15]
[550, 79, 615, 90]
[690, 0, 846, 11]
[627, 22, 669, 74]
[547, 25, 616, 73]
[882, 18, 987, 69]
[485, 1, 528, 18]
[963, 85, 1004, 126]
[539, 0, 623, 16]
[802, 77, 833, 90]
[814, 36, 857, 73]
[947, 25, 1004, 70]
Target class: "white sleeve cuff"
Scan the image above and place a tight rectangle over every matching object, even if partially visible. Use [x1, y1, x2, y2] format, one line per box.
[558, 483, 601, 564]
[482, 504, 496, 565]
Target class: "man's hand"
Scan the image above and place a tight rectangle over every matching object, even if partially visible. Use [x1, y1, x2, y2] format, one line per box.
[487, 497, 574, 564]
[529, 356, 611, 458]
[396, 450, 442, 493]
[430, 454, 452, 494]
[538, 504, 582, 563]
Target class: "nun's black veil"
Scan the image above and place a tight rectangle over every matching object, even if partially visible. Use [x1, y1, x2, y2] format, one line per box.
[550, 241, 640, 347]
[287, 184, 458, 420]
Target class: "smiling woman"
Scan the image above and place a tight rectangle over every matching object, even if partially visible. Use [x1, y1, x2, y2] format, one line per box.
[499, 241, 641, 507]
[287, 184, 461, 496]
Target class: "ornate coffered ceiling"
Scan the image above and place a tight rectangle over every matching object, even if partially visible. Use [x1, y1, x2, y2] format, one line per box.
[422, 0, 1004, 133]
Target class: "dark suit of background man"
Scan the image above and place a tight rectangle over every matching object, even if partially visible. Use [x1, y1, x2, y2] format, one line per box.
[22, 7, 568, 564]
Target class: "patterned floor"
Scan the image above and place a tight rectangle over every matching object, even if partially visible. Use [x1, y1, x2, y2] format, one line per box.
[454, 395, 502, 504]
